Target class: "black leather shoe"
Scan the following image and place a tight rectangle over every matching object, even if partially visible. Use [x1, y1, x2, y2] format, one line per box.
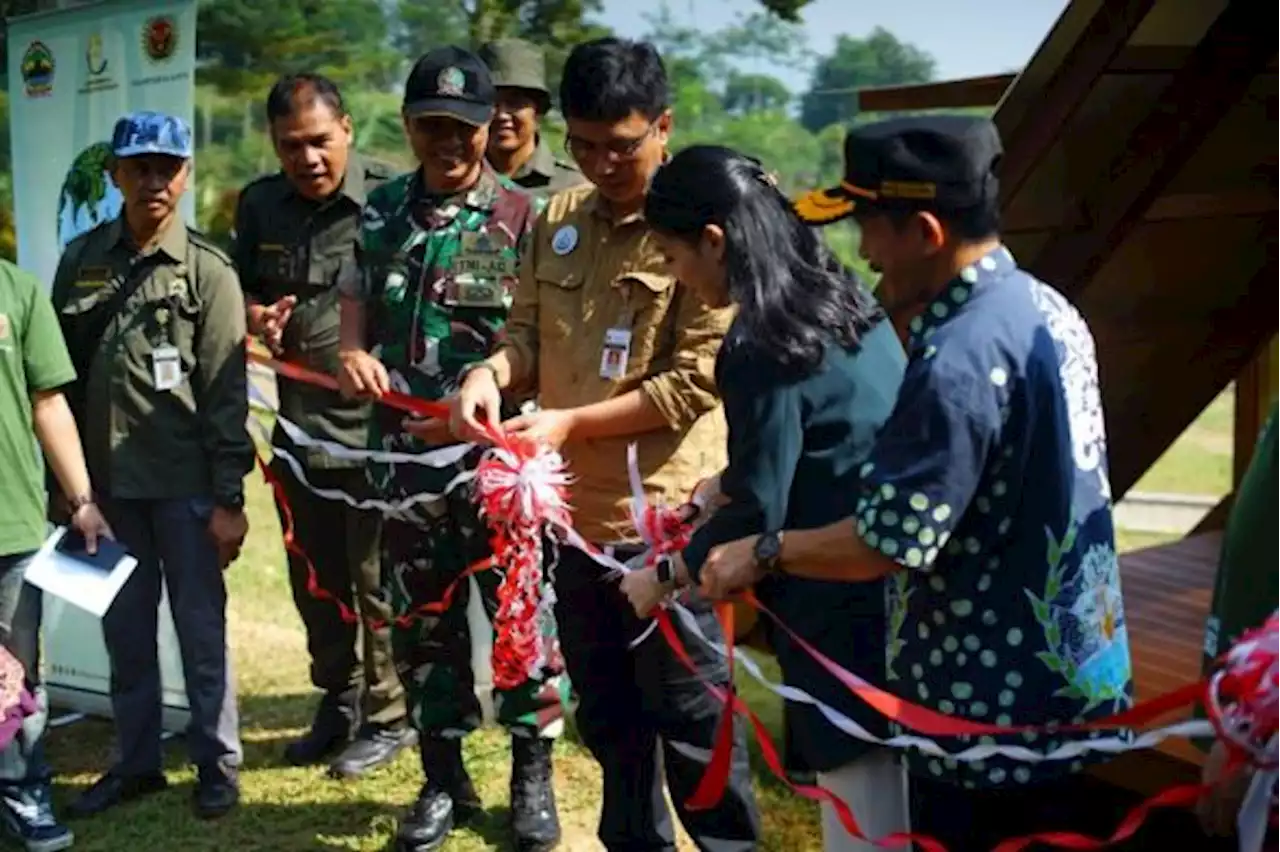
[284, 691, 357, 766]
[193, 768, 239, 820]
[66, 771, 167, 818]
[328, 724, 417, 779]
[510, 736, 560, 852]
[395, 737, 479, 852]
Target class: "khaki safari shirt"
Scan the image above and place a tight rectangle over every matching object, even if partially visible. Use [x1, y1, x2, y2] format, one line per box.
[508, 138, 584, 197]
[503, 183, 731, 543]
[233, 153, 392, 468]
[51, 217, 253, 504]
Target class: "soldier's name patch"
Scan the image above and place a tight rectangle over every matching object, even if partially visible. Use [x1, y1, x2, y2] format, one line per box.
[75, 266, 112, 288]
[453, 231, 517, 280]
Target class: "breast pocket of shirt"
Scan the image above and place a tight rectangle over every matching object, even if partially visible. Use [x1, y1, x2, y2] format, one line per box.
[533, 255, 586, 344]
[616, 270, 676, 375]
[147, 286, 203, 378]
[253, 244, 303, 297]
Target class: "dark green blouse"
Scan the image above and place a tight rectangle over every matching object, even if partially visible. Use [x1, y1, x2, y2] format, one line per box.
[683, 317, 907, 772]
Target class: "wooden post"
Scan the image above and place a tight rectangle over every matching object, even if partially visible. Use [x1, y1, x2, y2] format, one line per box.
[1233, 335, 1279, 487]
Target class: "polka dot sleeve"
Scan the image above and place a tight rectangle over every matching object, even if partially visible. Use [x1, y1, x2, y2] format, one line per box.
[855, 363, 997, 573]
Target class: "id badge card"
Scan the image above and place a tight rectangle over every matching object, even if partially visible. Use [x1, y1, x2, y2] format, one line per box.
[151, 345, 182, 391]
[599, 327, 631, 380]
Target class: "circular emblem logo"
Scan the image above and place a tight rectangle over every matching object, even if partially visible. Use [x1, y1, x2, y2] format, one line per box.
[20, 40, 55, 98]
[142, 15, 177, 63]
[437, 66, 466, 97]
[551, 225, 578, 256]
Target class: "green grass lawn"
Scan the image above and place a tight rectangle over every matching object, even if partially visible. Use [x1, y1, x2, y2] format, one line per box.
[41, 387, 1235, 849]
[42, 419, 819, 851]
[1133, 386, 1235, 496]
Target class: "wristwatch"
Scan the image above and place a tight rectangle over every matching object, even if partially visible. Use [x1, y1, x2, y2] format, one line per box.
[753, 531, 786, 577]
[67, 492, 95, 513]
[216, 492, 245, 511]
[458, 360, 500, 386]
[654, 553, 675, 587]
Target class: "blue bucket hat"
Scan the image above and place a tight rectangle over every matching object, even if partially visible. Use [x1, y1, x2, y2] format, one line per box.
[111, 110, 193, 159]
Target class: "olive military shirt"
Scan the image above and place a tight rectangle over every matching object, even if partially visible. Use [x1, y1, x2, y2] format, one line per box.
[501, 183, 732, 543]
[506, 138, 584, 197]
[0, 260, 77, 557]
[233, 154, 393, 468]
[51, 217, 253, 504]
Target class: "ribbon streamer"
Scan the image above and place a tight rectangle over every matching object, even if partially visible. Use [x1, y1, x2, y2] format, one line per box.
[245, 351, 1275, 850]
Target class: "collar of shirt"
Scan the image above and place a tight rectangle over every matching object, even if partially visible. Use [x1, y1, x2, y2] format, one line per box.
[408, 163, 502, 229]
[281, 153, 369, 208]
[107, 214, 187, 262]
[906, 244, 1016, 351]
[512, 137, 557, 182]
[588, 187, 648, 228]
[586, 156, 670, 227]
[337, 152, 371, 205]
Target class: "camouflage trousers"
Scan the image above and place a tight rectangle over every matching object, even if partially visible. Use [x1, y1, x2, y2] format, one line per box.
[380, 478, 567, 741]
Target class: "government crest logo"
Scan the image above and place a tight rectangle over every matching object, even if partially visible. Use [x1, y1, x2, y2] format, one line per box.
[142, 15, 177, 63]
[20, 41, 55, 98]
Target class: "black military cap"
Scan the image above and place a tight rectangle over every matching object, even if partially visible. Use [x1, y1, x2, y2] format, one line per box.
[794, 114, 1003, 225]
[403, 46, 495, 127]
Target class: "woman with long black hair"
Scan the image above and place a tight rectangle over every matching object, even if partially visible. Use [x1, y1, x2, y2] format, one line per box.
[620, 144, 911, 851]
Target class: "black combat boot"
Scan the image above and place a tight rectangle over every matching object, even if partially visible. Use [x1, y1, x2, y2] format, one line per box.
[284, 690, 356, 766]
[509, 735, 560, 852]
[395, 737, 481, 852]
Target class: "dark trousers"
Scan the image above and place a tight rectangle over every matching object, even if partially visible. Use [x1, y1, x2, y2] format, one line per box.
[271, 458, 404, 727]
[553, 546, 760, 852]
[102, 497, 241, 777]
[0, 553, 48, 791]
[911, 761, 1268, 852]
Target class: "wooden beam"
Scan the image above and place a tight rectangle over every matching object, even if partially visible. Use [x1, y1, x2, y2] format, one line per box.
[1028, 1, 1277, 299]
[1233, 335, 1279, 486]
[1191, 492, 1235, 535]
[1106, 258, 1278, 497]
[857, 74, 1016, 113]
[998, 0, 1160, 206]
[1003, 189, 1279, 233]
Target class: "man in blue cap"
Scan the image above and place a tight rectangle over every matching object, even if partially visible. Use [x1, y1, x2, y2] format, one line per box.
[50, 111, 252, 821]
[694, 114, 1132, 850]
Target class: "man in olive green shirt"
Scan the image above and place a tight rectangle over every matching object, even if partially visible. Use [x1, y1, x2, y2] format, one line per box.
[233, 73, 413, 779]
[0, 258, 113, 851]
[1197, 401, 1278, 839]
[50, 112, 251, 822]
[479, 38, 584, 196]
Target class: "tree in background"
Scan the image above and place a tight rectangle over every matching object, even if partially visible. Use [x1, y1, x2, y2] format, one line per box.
[395, 0, 611, 98]
[800, 27, 936, 132]
[198, 0, 399, 95]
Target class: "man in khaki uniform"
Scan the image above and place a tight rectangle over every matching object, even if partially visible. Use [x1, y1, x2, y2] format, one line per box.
[451, 38, 760, 852]
[233, 73, 413, 779]
[50, 112, 249, 821]
[479, 38, 584, 196]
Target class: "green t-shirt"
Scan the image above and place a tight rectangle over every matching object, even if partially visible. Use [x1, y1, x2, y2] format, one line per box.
[1202, 401, 1278, 670]
[0, 260, 76, 557]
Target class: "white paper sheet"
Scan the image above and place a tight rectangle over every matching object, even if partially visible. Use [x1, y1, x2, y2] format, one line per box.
[24, 527, 138, 618]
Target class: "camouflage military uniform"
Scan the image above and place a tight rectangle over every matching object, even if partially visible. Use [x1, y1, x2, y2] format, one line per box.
[346, 166, 565, 739]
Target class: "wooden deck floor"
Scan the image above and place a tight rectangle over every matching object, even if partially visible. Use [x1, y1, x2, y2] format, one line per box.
[1092, 531, 1222, 793]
